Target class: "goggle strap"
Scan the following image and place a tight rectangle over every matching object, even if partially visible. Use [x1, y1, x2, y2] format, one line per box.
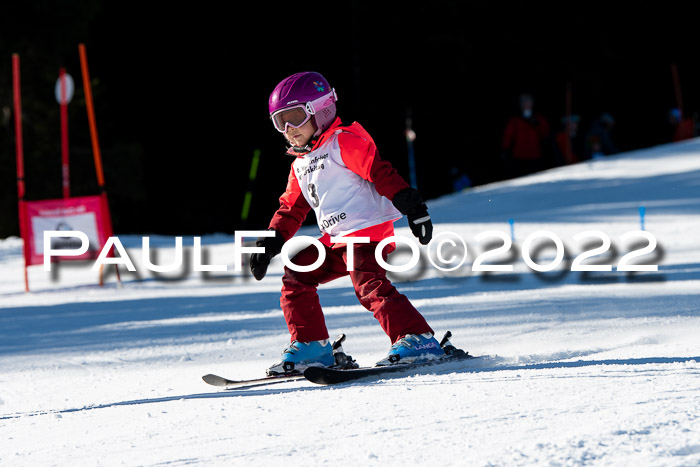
[306, 89, 336, 115]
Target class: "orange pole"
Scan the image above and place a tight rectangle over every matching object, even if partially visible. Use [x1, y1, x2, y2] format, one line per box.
[12, 53, 30, 292]
[78, 43, 121, 287]
[78, 44, 105, 189]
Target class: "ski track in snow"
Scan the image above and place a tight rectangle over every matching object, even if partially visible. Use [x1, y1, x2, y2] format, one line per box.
[1, 139, 700, 466]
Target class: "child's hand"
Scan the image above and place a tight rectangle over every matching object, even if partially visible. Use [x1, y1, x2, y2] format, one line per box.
[249, 230, 285, 280]
[392, 188, 433, 245]
[406, 205, 433, 245]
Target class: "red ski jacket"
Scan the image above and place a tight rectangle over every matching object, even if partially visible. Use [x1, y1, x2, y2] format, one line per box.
[269, 118, 410, 246]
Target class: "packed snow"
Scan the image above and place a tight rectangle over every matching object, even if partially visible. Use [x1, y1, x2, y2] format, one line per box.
[1, 139, 700, 466]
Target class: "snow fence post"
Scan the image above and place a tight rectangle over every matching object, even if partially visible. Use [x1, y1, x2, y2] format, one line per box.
[509, 218, 515, 242]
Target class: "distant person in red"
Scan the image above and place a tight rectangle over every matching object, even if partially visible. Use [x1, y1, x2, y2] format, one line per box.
[668, 108, 696, 142]
[554, 115, 582, 165]
[502, 93, 551, 177]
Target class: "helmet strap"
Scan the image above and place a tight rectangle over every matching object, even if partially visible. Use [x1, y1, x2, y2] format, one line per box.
[286, 143, 313, 157]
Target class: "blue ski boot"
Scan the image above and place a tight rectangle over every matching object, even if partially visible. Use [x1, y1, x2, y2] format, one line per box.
[376, 333, 445, 366]
[267, 339, 335, 375]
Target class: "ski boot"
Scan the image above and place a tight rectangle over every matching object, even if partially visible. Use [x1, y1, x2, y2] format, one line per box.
[376, 332, 445, 366]
[267, 340, 334, 375]
[267, 334, 358, 375]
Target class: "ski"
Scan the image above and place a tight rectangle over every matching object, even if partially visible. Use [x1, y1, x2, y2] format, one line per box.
[202, 372, 306, 390]
[304, 331, 477, 385]
[202, 333, 357, 390]
[303, 352, 476, 385]
[202, 332, 474, 389]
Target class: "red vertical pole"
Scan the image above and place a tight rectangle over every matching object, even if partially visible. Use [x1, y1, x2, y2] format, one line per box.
[60, 67, 70, 199]
[12, 54, 30, 292]
[78, 43, 121, 287]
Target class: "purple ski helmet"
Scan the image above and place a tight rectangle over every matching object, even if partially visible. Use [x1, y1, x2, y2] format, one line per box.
[269, 72, 338, 135]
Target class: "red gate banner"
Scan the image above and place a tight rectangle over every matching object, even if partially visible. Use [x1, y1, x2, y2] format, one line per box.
[23, 195, 113, 266]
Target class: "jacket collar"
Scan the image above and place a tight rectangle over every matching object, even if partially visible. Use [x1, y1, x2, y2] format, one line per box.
[286, 117, 343, 157]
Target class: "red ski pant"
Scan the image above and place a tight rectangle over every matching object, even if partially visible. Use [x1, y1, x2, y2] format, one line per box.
[280, 242, 433, 344]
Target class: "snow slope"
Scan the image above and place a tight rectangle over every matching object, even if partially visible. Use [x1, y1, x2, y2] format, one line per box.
[1, 139, 700, 466]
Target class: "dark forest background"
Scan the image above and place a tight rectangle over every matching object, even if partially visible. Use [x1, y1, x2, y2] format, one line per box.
[1, 1, 698, 237]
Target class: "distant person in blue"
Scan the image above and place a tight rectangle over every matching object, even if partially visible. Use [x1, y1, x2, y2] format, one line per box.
[585, 113, 618, 160]
[449, 167, 471, 192]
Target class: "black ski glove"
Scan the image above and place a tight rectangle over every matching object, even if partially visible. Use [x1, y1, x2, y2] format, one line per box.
[392, 187, 433, 245]
[249, 229, 285, 280]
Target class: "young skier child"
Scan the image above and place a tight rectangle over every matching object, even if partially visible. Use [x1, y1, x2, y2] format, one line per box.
[250, 71, 443, 374]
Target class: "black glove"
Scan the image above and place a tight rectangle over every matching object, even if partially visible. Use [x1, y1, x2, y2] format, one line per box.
[249, 229, 285, 280]
[392, 187, 433, 245]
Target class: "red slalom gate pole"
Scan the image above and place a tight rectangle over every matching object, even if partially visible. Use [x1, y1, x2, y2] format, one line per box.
[60, 67, 70, 199]
[78, 43, 121, 287]
[12, 54, 29, 292]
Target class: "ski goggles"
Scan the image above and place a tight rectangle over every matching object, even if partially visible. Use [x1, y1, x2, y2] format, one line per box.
[270, 89, 337, 133]
[271, 105, 312, 133]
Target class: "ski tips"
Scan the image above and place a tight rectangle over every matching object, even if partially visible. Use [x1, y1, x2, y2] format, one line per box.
[202, 374, 231, 386]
